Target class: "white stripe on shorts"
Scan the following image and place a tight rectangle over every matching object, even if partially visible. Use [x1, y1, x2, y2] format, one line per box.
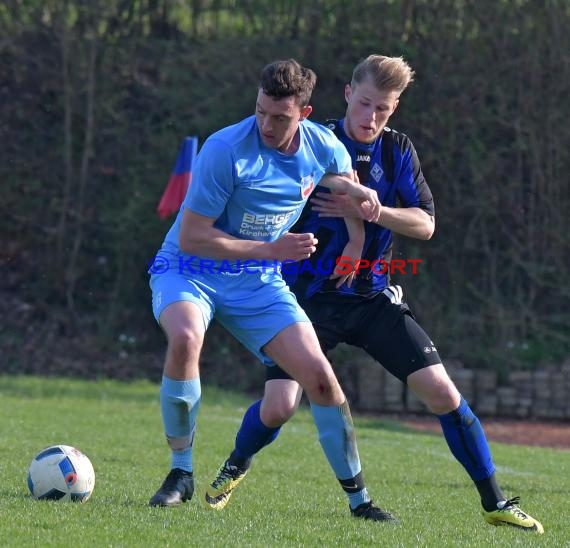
[382, 284, 403, 304]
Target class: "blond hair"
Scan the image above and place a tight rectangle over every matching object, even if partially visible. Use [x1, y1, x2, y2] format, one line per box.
[351, 55, 415, 95]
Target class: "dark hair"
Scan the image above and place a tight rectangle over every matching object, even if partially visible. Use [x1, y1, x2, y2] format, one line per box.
[259, 59, 317, 106]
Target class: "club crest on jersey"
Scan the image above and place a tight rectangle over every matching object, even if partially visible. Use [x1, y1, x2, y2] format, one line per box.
[370, 163, 383, 183]
[301, 174, 315, 199]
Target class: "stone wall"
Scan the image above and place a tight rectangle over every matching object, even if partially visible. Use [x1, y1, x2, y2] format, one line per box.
[330, 346, 570, 420]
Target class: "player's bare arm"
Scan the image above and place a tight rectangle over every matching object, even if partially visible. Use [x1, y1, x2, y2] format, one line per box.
[179, 209, 318, 261]
[329, 217, 364, 288]
[311, 192, 434, 240]
[318, 172, 365, 287]
[373, 205, 434, 240]
[318, 173, 380, 222]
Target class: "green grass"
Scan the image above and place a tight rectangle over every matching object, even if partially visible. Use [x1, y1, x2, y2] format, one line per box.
[0, 376, 568, 547]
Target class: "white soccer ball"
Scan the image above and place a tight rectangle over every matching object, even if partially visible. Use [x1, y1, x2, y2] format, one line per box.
[27, 445, 95, 502]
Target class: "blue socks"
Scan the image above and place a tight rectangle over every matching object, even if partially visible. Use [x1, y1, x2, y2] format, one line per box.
[232, 400, 281, 467]
[160, 375, 201, 473]
[438, 397, 495, 481]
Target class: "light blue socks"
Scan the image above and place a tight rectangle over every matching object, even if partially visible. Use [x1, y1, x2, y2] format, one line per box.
[159, 375, 201, 472]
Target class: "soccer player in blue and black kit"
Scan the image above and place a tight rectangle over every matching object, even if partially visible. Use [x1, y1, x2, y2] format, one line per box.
[148, 59, 397, 522]
[205, 55, 544, 533]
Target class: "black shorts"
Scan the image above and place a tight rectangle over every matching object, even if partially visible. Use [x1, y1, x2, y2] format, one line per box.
[266, 287, 442, 384]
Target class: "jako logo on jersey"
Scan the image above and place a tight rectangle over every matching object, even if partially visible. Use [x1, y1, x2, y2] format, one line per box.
[301, 174, 315, 198]
[356, 154, 371, 162]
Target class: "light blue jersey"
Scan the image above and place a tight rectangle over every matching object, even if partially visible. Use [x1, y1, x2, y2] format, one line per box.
[157, 115, 352, 272]
[150, 115, 352, 364]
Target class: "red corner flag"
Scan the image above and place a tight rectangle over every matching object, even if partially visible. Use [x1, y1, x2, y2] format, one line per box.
[157, 136, 199, 219]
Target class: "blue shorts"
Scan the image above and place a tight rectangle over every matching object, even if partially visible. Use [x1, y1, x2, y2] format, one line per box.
[150, 267, 310, 366]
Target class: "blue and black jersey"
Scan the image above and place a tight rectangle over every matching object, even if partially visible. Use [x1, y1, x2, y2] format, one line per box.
[284, 118, 434, 298]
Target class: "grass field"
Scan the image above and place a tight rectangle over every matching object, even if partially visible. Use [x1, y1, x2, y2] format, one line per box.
[0, 376, 568, 547]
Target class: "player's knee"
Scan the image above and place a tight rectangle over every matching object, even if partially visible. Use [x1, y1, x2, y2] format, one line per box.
[167, 328, 202, 362]
[302, 363, 344, 404]
[424, 381, 461, 414]
[261, 398, 298, 427]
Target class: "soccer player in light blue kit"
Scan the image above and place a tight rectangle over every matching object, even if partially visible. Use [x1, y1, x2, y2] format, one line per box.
[148, 59, 396, 521]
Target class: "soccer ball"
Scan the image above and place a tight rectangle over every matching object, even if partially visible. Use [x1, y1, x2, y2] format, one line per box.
[27, 445, 95, 502]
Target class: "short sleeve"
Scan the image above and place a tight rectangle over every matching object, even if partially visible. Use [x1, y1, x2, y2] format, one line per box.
[395, 138, 435, 216]
[183, 138, 235, 219]
[328, 138, 353, 176]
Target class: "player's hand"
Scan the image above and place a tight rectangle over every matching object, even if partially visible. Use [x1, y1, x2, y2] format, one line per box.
[329, 240, 362, 288]
[314, 173, 380, 222]
[349, 184, 381, 222]
[311, 192, 360, 218]
[269, 232, 318, 262]
[312, 189, 381, 223]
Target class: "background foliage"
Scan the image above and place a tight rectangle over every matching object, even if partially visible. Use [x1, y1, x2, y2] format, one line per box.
[1, 0, 569, 386]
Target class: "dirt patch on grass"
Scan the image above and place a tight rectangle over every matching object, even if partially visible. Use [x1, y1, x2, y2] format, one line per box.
[402, 416, 570, 449]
